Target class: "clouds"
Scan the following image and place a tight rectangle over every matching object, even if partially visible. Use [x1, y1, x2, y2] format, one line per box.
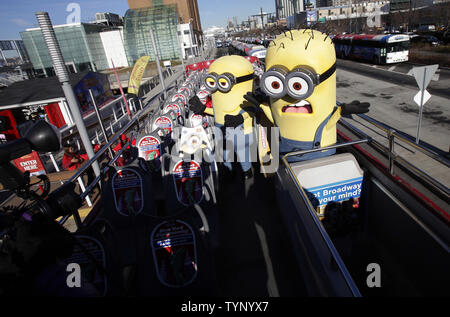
[10, 18, 31, 27]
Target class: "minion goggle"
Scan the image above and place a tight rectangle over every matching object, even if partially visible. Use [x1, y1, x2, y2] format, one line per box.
[204, 72, 254, 93]
[260, 63, 336, 100]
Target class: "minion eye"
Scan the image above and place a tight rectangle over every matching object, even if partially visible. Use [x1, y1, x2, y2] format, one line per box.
[264, 76, 284, 95]
[205, 78, 216, 89]
[218, 79, 230, 89]
[287, 76, 309, 97]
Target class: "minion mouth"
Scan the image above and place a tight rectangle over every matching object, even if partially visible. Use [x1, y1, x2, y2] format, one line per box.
[282, 100, 312, 114]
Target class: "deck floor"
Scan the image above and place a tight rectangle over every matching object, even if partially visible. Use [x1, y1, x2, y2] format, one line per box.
[214, 163, 307, 296]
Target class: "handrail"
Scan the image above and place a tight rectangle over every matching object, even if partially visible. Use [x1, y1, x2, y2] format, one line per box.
[58, 68, 186, 226]
[60, 95, 126, 135]
[356, 114, 450, 168]
[339, 116, 450, 199]
[281, 139, 369, 297]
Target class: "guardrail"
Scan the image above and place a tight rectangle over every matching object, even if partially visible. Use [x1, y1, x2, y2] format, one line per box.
[58, 68, 186, 227]
[281, 139, 370, 298]
[339, 114, 450, 200]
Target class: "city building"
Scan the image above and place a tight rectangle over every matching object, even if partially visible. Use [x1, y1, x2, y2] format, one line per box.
[275, 0, 305, 19]
[317, 0, 333, 7]
[178, 23, 198, 59]
[330, 0, 349, 6]
[204, 26, 226, 39]
[389, 0, 411, 11]
[0, 40, 29, 65]
[315, 1, 390, 21]
[123, 4, 180, 65]
[128, 0, 202, 42]
[100, 29, 129, 68]
[21, 23, 117, 77]
[95, 12, 124, 26]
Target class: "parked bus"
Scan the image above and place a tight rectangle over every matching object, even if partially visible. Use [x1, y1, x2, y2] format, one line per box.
[332, 34, 410, 64]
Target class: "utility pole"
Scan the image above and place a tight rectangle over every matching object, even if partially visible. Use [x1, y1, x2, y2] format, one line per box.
[252, 7, 270, 30]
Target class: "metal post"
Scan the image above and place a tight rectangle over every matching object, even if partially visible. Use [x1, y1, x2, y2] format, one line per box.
[388, 129, 395, 175]
[416, 68, 427, 144]
[110, 120, 114, 134]
[178, 30, 186, 71]
[77, 177, 92, 207]
[121, 100, 126, 116]
[89, 89, 114, 159]
[0, 49, 7, 66]
[49, 153, 60, 172]
[96, 130, 100, 144]
[113, 107, 118, 122]
[150, 29, 167, 98]
[35, 12, 100, 177]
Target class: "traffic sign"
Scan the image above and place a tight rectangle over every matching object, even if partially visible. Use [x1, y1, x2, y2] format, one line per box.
[412, 65, 438, 145]
[412, 64, 439, 91]
[414, 90, 431, 107]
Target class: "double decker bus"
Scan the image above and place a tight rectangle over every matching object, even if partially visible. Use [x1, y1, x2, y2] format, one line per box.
[332, 34, 410, 64]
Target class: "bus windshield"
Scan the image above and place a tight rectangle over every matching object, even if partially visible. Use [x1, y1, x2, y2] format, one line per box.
[387, 41, 409, 53]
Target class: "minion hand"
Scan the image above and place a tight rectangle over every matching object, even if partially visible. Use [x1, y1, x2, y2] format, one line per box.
[189, 96, 206, 115]
[244, 88, 269, 107]
[224, 114, 244, 128]
[340, 100, 370, 117]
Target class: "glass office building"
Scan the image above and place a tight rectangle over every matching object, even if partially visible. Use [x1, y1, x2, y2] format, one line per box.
[123, 4, 181, 65]
[20, 23, 110, 77]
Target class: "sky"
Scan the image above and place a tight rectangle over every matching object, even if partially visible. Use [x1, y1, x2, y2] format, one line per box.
[0, 0, 277, 41]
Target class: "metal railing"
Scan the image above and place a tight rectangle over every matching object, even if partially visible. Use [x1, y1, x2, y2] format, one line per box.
[339, 114, 450, 200]
[58, 69, 186, 227]
[281, 139, 370, 298]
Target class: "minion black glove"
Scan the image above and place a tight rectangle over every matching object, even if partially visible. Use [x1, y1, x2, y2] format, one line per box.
[224, 114, 244, 127]
[340, 100, 370, 116]
[243, 88, 270, 107]
[189, 96, 206, 115]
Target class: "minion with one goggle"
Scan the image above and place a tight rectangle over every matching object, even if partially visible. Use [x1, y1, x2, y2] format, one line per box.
[245, 29, 368, 162]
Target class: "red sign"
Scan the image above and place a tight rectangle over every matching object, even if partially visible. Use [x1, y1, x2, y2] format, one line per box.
[153, 116, 173, 135]
[13, 151, 46, 176]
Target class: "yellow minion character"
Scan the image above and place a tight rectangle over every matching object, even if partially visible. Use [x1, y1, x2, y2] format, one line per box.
[246, 29, 369, 162]
[204, 55, 256, 178]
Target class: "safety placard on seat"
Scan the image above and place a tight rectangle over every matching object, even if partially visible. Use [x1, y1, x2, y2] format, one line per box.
[190, 113, 204, 128]
[112, 168, 144, 216]
[172, 94, 187, 105]
[153, 115, 173, 135]
[164, 103, 181, 117]
[63, 236, 107, 296]
[151, 220, 198, 287]
[173, 160, 203, 206]
[137, 136, 161, 171]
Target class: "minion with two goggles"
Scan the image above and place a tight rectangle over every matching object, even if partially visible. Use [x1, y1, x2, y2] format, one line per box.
[191, 55, 256, 179]
[245, 29, 369, 162]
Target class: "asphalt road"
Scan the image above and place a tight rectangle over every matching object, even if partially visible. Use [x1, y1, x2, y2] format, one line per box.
[335, 62, 450, 186]
[336, 59, 450, 99]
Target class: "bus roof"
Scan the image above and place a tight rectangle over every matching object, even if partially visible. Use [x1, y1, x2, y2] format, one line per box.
[334, 34, 409, 43]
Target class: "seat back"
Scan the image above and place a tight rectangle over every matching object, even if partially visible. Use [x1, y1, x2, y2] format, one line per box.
[290, 153, 364, 218]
